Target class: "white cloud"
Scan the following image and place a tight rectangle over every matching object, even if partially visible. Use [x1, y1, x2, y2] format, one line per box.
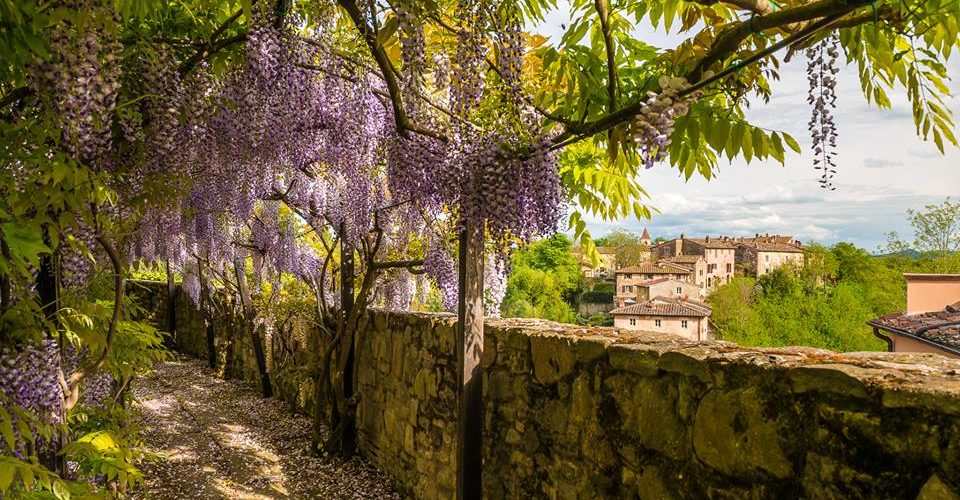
[862, 158, 905, 168]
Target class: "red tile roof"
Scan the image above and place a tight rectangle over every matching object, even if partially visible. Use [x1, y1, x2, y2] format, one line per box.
[617, 263, 692, 275]
[684, 238, 737, 250]
[737, 239, 804, 253]
[653, 237, 737, 250]
[661, 255, 703, 268]
[611, 296, 712, 317]
[870, 301, 960, 352]
[636, 277, 671, 287]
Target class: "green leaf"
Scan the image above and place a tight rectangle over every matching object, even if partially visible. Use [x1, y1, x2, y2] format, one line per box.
[52, 479, 70, 500]
[0, 407, 14, 452]
[241, 0, 253, 23]
[783, 133, 801, 153]
[377, 16, 399, 47]
[0, 460, 14, 491]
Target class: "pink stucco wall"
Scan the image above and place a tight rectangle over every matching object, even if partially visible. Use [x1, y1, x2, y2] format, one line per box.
[905, 274, 960, 314]
[613, 315, 709, 341]
[889, 334, 960, 359]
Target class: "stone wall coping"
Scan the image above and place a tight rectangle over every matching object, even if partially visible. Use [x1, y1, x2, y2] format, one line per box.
[364, 310, 960, 404]
[485, 316, 960, 398]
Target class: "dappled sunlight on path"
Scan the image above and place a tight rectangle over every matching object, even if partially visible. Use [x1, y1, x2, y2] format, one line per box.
[130, 357, 402, 499]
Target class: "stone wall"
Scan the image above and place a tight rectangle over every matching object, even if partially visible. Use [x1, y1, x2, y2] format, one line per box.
[136, 281, 960, 499]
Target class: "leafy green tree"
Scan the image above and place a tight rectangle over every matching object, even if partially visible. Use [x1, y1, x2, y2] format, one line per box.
[831, 242, 876, 283]
[800, 243, 839, 289]
[593, 228, 650, 267]
[908, 198, 960, 256]
[708, 242, 918, 352]
[501, 234, 580, 322]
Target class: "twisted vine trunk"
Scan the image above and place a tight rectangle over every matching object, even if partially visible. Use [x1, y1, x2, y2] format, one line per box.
[233, 257, 272, 398]
[0, 238, 10, 322]
[330, 235, 357, 454]
[456, 223, 485, 500]
[37, 227, 63, 475]
[165, 258, 177, 349]
[199, 258, 216, 369]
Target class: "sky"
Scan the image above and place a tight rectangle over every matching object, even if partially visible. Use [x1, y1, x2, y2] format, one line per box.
[533, 8, 960, 252]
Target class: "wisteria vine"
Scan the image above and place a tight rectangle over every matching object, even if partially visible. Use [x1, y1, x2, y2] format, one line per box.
[806, 35, 840, 190]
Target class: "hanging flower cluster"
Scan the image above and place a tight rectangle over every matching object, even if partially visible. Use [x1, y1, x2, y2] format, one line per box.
[423, 237, 458, 310]
[0, 340, 63, 424]
[483, 254, 509, 317]
[30, 14, 122, 163]
[806, 35, 840, 190]
[628, 76, 701, 169]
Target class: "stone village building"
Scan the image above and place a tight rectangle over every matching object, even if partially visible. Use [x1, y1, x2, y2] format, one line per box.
[869, 274, 960, 359]
[615, 277, 702, 307]
[611, 296, 713, 341]
[652, 235, 736, 290]
[659, 254, 708, 294]
[733, 234, 805, 276]
[575, 246, 617, 278]
[576, 228, 654, 279]
[615, 262, 696, 306]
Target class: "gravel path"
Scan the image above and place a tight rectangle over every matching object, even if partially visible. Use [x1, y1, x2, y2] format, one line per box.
[129, 357, 403, 499]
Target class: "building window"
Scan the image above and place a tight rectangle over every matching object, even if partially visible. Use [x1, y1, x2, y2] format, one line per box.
[765, 254, 770, 262]
[726, 263, 732, 273]
[655, 319, 661, 327]
[699, 270, 703, 276]
[676, 287, 682, 295]
[629, 318, 636, 326]
[682, 320, 688, 328]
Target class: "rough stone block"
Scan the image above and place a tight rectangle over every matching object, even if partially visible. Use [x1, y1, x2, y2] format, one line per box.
[788, 364, 872, 400]
[608, 344, 662, 376]
[693, 387, 793, 479]
[637, 379, 688, 461]
[917, 474, 960, 500]
[801, 452, 876, 499]
[882, 383, 960, 416]
[530, 334, 576, 385]
[572, 335, 614, 364]
[636, 465, 676, 500]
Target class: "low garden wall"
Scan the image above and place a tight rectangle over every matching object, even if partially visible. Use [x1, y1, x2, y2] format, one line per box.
[133, 281, 960, 499]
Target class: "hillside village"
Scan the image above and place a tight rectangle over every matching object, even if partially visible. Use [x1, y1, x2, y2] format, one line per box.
[577, 230, 805, 341]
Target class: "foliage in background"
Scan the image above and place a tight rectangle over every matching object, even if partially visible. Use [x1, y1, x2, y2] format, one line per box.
[501, 234, 581, 323]
[592, 228, 652, 267]
[884, 198, 960, 271]
[709, 242, 960, 352]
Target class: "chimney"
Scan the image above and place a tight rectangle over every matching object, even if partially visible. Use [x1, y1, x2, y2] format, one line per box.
[755, 233, 759, 239]
[705, 235, 710, 242]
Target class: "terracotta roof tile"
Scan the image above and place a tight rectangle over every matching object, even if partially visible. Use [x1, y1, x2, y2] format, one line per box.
[684, 238, 737, 249]
[871, 305, 960, 351]
[663, 255, 703, 264]
[737, 240, 804, 253]
[617, 263, 692, 275]
[611, 296, 712, 317]
[636, 277, 671, 287]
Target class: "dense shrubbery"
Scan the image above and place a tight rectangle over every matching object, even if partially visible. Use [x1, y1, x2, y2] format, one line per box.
[709, 242, 960, 351]
[500, 234, 581, 323]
